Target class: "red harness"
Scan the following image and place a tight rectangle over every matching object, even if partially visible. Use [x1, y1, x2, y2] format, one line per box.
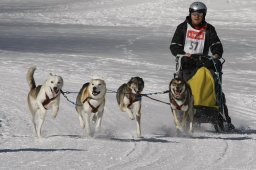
[127, 88, 142, 108]
[170, 92, 189, 111]
[170, 97, 186, 110]
[82, 97, 100, 113]
[42, 93, 59, 110]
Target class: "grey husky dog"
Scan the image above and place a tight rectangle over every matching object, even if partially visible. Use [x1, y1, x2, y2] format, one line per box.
[27, 66, 63, 137]
[116, 77, 144, 137]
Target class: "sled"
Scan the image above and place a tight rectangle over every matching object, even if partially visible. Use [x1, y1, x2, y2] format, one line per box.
[175, 54, 230, 132]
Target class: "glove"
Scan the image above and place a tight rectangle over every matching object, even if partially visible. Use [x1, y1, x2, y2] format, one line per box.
[212, 54, 220, 59]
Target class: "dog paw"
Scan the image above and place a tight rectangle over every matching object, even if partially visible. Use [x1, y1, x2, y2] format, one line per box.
[187, 130, 193, 137]
[227, 123, 235, 131]
[86, 132, 94, 138]
[130, 117, 135, 120]
[50, 111, 58, 119]
[37, 132, 42, 138]
[80, 123, 85, 129]
[128, 113, 135, 120]
[95, 127, 101, 133]
[136, 134, 143, 139]
[51, 115, 57, 119]
[79, 116, 85, 128]
[176, 129, 183, 136]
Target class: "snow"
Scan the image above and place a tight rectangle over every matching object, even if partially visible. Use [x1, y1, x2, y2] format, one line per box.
[0, 0, 256, 169]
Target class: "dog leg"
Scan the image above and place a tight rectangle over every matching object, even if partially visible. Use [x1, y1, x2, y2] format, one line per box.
[37, 110, 46, 137]
[188, 121, 193, 134]
[30, 111, 37, 136]
[51, 103, 59, 119]
[92, 114, 97, 123]
[172, 110, 181, 130]
[122, 106, 134, 120]
[95, 110, 103, 133]
[188, 109, 194, 134]
[84, 112, 92, 137]
[79, 114, 85, 129]
[36, 101, 47, 137]
[28, 97, 37, 136]
[181, 112, 188, 129]
[133, 102, 142, 138]
[136, 114, 142, 138]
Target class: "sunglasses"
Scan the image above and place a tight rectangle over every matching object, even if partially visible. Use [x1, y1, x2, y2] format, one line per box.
[191, 12, 204, 17]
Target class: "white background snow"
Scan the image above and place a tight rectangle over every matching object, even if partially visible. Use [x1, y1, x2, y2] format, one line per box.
[0, 0, 256, 169]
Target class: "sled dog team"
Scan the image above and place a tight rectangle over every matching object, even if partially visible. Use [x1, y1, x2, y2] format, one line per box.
[27, 66, 193, 138]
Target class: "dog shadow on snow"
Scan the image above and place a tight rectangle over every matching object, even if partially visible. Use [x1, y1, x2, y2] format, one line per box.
[109, 136, 175, 143]
[192, 127, 256, 141]
[0, 148, 84, 153]
[81, 128, 175, 143]
[107, 127, 178, 143]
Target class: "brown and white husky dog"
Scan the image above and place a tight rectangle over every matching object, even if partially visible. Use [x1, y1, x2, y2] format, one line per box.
[76, 79, 106, 137]
[116, 77, 144, 138]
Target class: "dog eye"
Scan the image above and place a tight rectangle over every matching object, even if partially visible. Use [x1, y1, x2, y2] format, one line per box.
[51, 81, 54, 83]
[92, 84, 94, 86]
[58, 82, 60, 84]
[99, 84, 101, 86]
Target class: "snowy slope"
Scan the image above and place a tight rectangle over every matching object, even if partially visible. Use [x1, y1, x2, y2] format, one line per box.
[0, 0, 256, 169]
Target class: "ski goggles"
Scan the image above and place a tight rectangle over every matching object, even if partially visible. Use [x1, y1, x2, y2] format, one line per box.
[191, 12, 204, 17]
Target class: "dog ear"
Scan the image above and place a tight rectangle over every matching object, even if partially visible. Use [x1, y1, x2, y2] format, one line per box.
[89, 79, 94, 85]
[130, 77, 135, 81]
[59, 76, 64, 85]
[128, 77, 134, 85]
[169, 79, 173, 88]
[139, 77, 144, 83]
[139, 77, 144, 89]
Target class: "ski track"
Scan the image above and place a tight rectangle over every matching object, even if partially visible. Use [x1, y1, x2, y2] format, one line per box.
[0, 0, 256, 169]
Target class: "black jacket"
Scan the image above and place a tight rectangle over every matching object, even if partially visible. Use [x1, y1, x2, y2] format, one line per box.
[170, 16, 223, 57]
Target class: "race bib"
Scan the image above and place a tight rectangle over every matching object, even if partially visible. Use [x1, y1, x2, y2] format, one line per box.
[184, 24, 206, 54]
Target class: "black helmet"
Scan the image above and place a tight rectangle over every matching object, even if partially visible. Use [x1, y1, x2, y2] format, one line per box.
[189, 2, 207, 16]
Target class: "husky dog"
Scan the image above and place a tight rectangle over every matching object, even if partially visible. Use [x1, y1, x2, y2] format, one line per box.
[76, 79, 106, 136]
[169, 78, 194, 134]
[27, 66, 63, 137]
[116, 77, 144, 137]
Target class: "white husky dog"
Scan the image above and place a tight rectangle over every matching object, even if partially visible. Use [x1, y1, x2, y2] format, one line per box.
[76, 79, 106, 137]
[27, 66, 63, 137]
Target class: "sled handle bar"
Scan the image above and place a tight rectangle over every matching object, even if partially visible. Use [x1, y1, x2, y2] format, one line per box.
[174, 54, 225, 77]
[176, 54, 225, 65]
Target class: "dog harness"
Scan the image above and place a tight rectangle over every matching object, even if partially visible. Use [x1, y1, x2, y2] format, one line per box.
[82, 97, 101, 113]
[127, 88, 142, 108]
[170, 91, 189, 111]
[43, 92, 59, 110]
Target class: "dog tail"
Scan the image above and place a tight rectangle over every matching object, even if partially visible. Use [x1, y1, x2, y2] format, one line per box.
[26, 66, 37, 90]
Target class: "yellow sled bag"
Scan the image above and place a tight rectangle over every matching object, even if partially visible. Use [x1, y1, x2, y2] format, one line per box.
[187, 67, 218, 109]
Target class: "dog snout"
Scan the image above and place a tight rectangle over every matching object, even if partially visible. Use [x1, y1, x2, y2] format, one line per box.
[175, 87, 182, 93]
[138, 87, 143, 92]
[93, 86, 97, 91]
[53, 86, 60, 94]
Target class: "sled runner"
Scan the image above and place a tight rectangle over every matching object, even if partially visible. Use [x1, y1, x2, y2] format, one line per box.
[175, 54, 233, 132]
